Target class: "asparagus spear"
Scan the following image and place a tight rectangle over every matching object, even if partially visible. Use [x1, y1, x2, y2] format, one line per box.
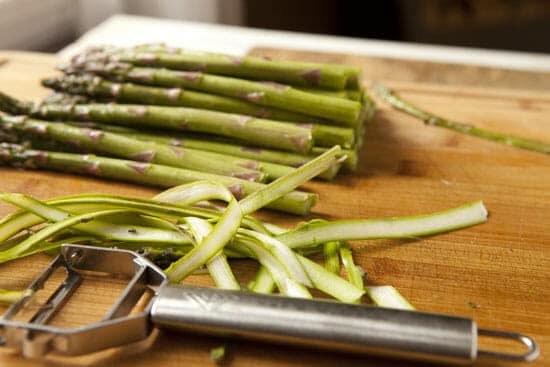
[0, 143, 317, 215]
[373, 83, 550, 155]
[0, 91, 314, 153]
[0, 115, 265, 182]
[68, 121, 349, 178]
[297, 86, 364, 101]
[74, 46, 362, 90]
[42, 74, 332, 124]
[62, 61, 362, 125]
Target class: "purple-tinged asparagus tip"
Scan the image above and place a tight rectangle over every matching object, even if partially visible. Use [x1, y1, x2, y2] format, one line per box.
[75, 106, 90, 120]
[175, 71, 202, 84]
[170, 146, 185, 157]
[30, 122, 48, 135]
[128, 70, 154, 83]
[10, 115, 27, 124]
[228, 184, 244, 199]
[105, 61, 132, 72]
[254, 108, 271, 118]
[228, 56, 243, 65]
[129, 106, 148, 118]
[240, 146, 264, 154]
[166, 88, 182, 101]
[237, 115, 253, 127]
[127, 162, 151, 175]
[239, 161, 260, 170]
[110, 84, 122, 97]
[299, 69, 322, 85]
[87, 129, 104, 142]
[233, 172, 261, 182]
[170, 139, 183, 146]
[260, 81, 288, 91]
[290, 134, 312, 152]
[84, 161, 101, 176]
[239, 92, 264, 103]
[137, 53, 158, 63]
[132, 150, 156, 162]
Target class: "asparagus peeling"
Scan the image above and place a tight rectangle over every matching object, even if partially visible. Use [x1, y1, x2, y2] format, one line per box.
[0, 136, 488, 306]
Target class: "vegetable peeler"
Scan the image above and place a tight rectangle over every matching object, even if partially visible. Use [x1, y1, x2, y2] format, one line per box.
[0, 244, 539, 364]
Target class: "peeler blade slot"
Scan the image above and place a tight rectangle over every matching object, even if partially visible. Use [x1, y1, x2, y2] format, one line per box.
[28, 270, 82, 325]
[2, 255, 65, 321]
[102, 265, 148, 321]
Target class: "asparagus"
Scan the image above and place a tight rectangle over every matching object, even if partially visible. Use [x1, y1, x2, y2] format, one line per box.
[0, 92, 314, 153]
[68, 121, 350, 177]
[0, 115, 265, 182]
[297, 86, 364, 101]
[62, 61, 362, 125]
[42, 74, 332, 124]
[74, 46, 362, 90]
[373, 83, 550, 155]
[0, 143, 317, 215]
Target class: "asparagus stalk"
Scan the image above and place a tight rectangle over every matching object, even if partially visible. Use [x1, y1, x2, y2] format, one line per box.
[0, 115, 266, 182]
[0, 143, 317, 215]
[42, 74, 331, 124]
[297, 86, 364, 101]
[74, 46, 362, 90]
[63, 62, 362, 125]
[373, 83, 550, 155]
[68, 121, 355, 174]
[1, 116, 341, 182]
[0, 92, 314, 154]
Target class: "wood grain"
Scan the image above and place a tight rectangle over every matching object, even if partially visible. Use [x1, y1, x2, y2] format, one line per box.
[0, 50, 548, 367]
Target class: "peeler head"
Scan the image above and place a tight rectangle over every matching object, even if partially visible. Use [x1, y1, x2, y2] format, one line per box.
[0, 244, 167, 358]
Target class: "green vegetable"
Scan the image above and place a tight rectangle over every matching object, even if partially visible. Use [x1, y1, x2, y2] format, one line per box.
[0, 91, 314, 154]
[0, 143, 317, 215]
[0, 116, 265, 182]
[276, 201, 488, 248]
[0, 289, 32, 304]
[63, 62, 362, 124]
[64, 122, 349, 179]
[42, 74, 329, 124]
[366, 285, 415, 310]
[373, 82, 550, 155]
[73, 45, 361, 90]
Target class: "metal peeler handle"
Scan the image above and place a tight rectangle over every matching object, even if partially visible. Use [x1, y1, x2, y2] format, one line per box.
[152, 285, 476, 364]
[0, 245, 538, 362]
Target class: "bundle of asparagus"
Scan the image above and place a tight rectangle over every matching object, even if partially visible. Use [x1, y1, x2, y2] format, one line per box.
[0, 45, 376, 214]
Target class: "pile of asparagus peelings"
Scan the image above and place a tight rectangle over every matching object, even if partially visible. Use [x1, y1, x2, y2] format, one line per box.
[0, 45, 376, 215]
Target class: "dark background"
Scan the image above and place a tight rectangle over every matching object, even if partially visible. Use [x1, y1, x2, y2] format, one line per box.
[244, 0, 550, 53]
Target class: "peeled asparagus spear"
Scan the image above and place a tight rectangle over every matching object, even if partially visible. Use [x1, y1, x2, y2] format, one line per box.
[373, 83, 550, 155]
[0, 91, 314, 153]
[42, 74, 331, 124]
[62, 61, 362, 125]
[0, 115, 265, 182]
[74, 46, 362, 90]
[0, 143, 317, 215]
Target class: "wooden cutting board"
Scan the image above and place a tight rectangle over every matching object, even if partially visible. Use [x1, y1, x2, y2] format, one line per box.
[0, 49, 549, 367]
